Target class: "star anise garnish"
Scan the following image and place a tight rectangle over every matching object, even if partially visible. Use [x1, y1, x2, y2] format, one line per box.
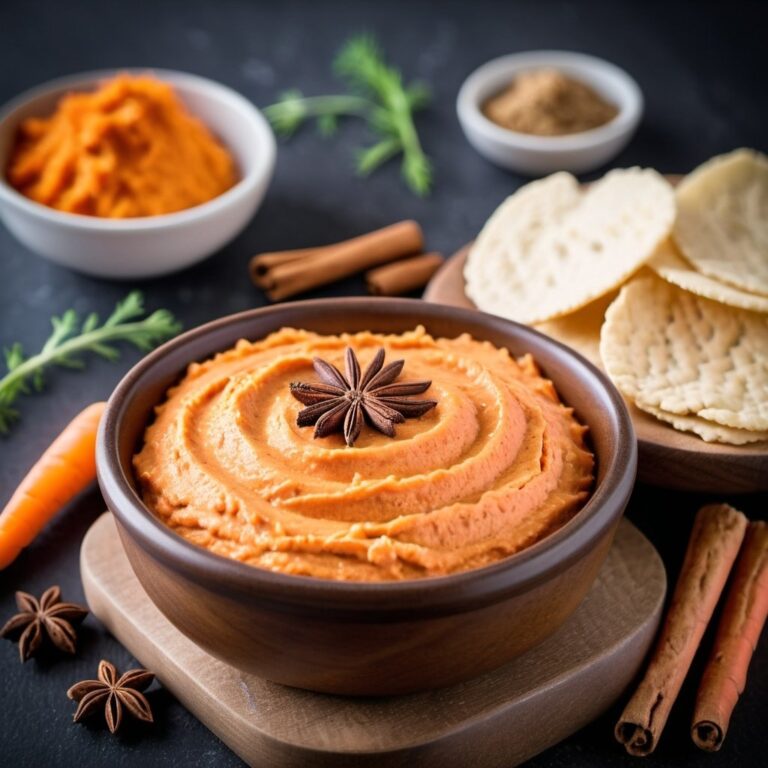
[68, 659, 154, 734]
[290, 347, 437, 447]
[1, 586, 88, 663]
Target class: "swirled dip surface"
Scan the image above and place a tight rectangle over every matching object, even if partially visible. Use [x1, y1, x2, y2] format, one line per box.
[134, 327, 594, 581]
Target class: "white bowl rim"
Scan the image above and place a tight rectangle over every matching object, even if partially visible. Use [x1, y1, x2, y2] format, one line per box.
[0, 67, 276, 231]
[457, 50, 643, 152]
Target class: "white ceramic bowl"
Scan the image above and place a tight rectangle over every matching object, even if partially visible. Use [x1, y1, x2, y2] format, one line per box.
[0, 69, 276, 279]
[457, 51, 643, 176]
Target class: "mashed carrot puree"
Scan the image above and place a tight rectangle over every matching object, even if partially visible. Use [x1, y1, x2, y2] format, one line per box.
[134, 327, 594, 581]
[7, 74, 237, 218]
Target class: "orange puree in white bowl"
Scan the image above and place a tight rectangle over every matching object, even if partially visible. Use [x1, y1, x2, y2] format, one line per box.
[7, 74, 237, 218]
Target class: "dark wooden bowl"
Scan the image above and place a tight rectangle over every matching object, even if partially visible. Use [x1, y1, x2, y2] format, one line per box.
[97, 298, 636, 695]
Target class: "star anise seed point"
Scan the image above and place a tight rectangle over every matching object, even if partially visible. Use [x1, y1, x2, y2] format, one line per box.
[67, 659, 155, 734]
[1, 586, 88, 663]
[289, 347, 437, 446]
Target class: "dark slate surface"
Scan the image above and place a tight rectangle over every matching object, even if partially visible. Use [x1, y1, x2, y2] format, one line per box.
[0, 0, 766, 765]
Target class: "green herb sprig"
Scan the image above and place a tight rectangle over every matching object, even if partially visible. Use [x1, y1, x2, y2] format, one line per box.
[264, 35, 432, 196]
[0, 292, 181, 434]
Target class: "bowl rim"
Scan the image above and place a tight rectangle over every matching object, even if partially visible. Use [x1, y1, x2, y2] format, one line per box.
[0, 67, 276, 230]
[456, 49, 644, 152]
[97, 297, 637, 616]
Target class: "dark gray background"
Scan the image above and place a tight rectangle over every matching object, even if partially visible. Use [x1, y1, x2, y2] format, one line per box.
[0, 0, 766, 766]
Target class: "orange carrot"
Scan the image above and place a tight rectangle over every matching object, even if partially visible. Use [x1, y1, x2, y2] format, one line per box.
[0, 401, 105, 569]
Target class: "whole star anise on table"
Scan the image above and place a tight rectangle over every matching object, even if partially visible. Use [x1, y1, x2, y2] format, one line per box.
[290, 347, 437, 446]
[1, 586, 88, 662]
[68, 659, 155, 734]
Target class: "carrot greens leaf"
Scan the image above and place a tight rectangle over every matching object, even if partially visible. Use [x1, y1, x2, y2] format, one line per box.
[0, 292, 181, 434]
[264, 34, 432, 196]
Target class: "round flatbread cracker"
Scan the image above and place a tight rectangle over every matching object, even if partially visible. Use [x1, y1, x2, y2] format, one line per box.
[534, 291, 615, 367]
[600, 276, 768, 432]
[465, 172, 580, 322]
[674, 148, 768, 296]
[639, 404, 768, 445]
[650, 239, 768, 313]
[465, 168, 675, 324]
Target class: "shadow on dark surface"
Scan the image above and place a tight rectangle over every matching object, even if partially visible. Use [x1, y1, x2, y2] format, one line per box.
[132, 191, 392, 316]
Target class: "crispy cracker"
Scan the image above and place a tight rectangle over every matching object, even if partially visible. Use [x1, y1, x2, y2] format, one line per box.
[465, 169, 675, 324]
[638, 404, 768, 445]
[673, 148, 768, 296]
[600, 276, 768, 432]
[650, 239, 768, 313]
[534, 291, 615, 367]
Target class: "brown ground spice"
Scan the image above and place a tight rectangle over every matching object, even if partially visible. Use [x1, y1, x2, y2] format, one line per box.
[483, 69, 618, 136]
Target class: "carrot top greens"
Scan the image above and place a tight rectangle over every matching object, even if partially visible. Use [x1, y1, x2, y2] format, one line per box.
[264, 35, 432, 196]
[0, 292, 180, 434]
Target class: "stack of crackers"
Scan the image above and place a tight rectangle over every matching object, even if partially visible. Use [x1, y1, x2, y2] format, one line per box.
[465, 149, 768, 445]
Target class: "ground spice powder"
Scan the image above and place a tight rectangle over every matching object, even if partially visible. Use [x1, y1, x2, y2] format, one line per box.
[483, 69, 618, 136]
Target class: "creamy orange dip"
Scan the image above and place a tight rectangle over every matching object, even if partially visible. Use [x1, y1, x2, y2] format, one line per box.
[134, 327, 594, 581]
[7, 74, 237, 218]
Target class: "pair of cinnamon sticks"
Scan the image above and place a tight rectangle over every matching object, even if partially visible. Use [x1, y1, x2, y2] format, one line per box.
[249, 220, 444, 301]
[615, 504, 767, 756]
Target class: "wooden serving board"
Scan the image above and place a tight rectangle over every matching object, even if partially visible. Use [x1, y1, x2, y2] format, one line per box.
[81, 513, 665, 768]
[424, 244, 768, 494]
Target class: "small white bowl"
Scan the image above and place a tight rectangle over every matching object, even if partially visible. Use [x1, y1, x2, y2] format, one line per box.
[457, 51, 643, 176]
[0, 69, 276, 279]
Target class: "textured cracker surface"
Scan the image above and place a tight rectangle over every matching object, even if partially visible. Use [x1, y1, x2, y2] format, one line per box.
[600, 277, 768, 431]
[650, 239, 768, 313]
[464, 169, 675, 324]
[674, 148, 768, 296]
[639, 404, 768, 445]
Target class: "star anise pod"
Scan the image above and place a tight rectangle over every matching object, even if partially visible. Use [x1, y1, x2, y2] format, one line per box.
[290, 347, 437, 446]
[68, 659, 155, 734]
[1, 586, 88, 663]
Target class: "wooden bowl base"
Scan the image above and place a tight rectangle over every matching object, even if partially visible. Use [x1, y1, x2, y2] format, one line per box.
[81, 514, 665, 768]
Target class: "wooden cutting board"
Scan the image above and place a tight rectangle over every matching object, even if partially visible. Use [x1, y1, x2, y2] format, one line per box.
[424, 244, 768, 494]
[81, 513, 665, 768]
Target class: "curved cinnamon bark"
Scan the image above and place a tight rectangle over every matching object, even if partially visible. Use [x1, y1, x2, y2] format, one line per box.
[366, 252, 444, 296]
[691, 521, 767, 751]
[249, 220, 423, 300]
[614, 504, 747, 756]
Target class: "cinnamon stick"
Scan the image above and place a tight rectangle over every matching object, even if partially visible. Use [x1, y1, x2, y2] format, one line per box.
[366, 252, 444, 296]
[614, 503, 748, 757]
[691, 521, 768, 752]
[251, 220, 423, 301]
[249, 246, 320, 284]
